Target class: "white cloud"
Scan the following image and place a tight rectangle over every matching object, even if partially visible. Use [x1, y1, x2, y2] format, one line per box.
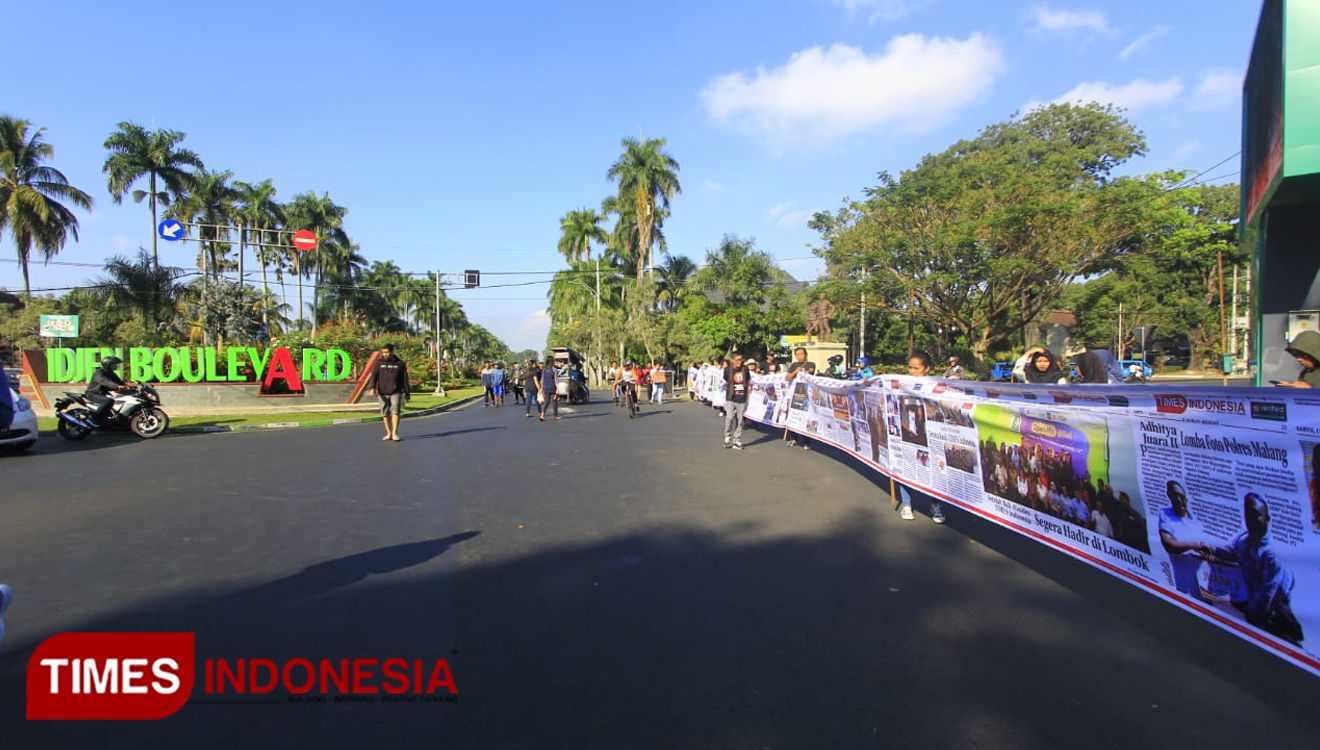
[1117, 25, 1171, 60]
[832, 0, 934, 23]
[1173, 140, 1202, 159]
[1193, 68, 1241, 111]
[511, 309, 552, 354]
[1050, 76, 1184, 111]
[113, 234, 131, 250]
[1027, 4, 1110, 35]
[768, 202, 809, 227]
[702, 178, 724, 192]
[700, 34, 1004, 148]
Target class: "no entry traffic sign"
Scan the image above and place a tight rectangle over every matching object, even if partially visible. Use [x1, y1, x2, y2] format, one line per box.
[292, 229, 318, 252]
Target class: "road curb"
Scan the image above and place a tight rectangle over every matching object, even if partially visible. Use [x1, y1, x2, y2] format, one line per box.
[167, 395, 485, 435]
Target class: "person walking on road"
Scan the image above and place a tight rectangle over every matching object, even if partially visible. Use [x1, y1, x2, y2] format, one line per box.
[524, 360, 541, 418]
[723, 352, 751, 450]
[490, 362, 507, 407]
[538, 359, 561, 421]
[366, 343, 410, 442]
[896, 351, 945, 523]
[650, 362, 668, 404]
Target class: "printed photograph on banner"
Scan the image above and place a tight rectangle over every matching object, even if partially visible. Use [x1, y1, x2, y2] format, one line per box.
[864, 390, 888, 466]
[847, 390, 871, 456]
[898, 395, 928, 447]
[975, 403, 1151, 556]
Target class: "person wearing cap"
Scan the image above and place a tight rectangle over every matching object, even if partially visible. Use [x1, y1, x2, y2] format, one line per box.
[1276, 330, 1320, 388]
[746, 358, 760, 374]
[943, 355, 964, 379]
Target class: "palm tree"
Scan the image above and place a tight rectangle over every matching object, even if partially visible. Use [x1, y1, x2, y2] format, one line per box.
[284, 191, 349, 333]
[607, 137, 681, 280]
[691, 235, 775, 309]
[655, 254, 696, 312]
[102, 122, 204, 268]
[0, 117, 94, 298]
[166, 168, 236, 280]
[234, 178, 285, 323]
[95, 249, 187, 341]
[557, 208, 609, 263]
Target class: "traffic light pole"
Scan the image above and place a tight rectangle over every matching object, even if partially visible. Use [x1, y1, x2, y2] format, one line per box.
[434, 270, 446, 397]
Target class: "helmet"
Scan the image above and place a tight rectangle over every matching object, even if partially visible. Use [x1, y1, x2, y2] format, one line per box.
[100, 356, 123, 371]
[624, 361, 634, 368]
[857, 356, 869, 365]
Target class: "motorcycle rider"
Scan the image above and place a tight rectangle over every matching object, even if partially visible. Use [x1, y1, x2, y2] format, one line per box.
[85, 356, 128, 425]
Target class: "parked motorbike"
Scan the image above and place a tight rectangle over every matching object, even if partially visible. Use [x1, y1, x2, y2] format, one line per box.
[54, 384, 170, 440]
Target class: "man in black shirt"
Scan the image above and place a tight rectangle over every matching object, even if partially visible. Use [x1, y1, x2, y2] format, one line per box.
[366, 343, 410, 442]
[723, 352, 751, 450]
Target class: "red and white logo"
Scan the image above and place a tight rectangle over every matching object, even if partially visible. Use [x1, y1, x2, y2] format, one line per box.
[28, 632, 195, 720]
[1155, 394, 1187, 414]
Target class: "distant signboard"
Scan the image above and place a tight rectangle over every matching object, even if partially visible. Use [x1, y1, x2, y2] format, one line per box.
[39, 314, 80, 339]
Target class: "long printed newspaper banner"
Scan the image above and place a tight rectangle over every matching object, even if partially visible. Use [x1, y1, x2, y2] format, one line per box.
[736, 372, 1320, 677]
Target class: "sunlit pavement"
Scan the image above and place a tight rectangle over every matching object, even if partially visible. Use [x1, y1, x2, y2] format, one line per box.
[2, 397, 1316, 748]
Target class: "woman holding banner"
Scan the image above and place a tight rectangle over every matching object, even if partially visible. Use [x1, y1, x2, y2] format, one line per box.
[895, 352, 946, 524]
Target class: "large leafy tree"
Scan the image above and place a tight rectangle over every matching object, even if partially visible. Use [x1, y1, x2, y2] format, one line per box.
[688, 235, 780, 353]
[102, 122, 204, 268]
[815, 103, 1174, 367]
[0, 117, 94, 298]
[557, 208, 609, 263]
[1062, 183, 1241, 370]
[607, 137, 681, 280]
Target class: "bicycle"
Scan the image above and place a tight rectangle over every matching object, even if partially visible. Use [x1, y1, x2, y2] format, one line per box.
[621, 382, 639, 418]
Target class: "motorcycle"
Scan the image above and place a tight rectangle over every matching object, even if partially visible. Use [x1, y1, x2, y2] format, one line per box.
[54, 384, 170, 440]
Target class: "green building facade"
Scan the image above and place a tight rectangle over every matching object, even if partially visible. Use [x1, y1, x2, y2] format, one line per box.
[1245, 0, 1320, 383]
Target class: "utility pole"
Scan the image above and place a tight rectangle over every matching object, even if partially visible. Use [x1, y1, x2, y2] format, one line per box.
[1218, 251, 1228, 385]
[595, 258, 602, 386]
[1118, 302, 1124, 357]
[434, 270, 445, 397]
[859, 268, 867, 361]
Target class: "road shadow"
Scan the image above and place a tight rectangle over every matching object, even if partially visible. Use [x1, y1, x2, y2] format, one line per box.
[2, 518, 1317, 749]
[404, 427, 507, 440]
[632, 409, 673, 418]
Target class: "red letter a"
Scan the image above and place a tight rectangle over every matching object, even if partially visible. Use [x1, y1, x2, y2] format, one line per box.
[264, 347, 303, 391]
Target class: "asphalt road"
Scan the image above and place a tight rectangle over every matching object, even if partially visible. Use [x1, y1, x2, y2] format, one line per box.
[2, 394, 1317, 748]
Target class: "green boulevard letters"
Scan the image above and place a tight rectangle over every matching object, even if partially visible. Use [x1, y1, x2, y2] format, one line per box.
[46, 347, 353, 386]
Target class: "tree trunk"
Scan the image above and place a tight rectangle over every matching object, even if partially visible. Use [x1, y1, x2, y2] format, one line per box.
[150, 172, 159, 269]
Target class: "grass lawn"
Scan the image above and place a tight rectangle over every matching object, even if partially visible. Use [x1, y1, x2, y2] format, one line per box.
[37, 387, 483, 433]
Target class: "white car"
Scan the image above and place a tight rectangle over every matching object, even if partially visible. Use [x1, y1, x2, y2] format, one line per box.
[2, 387, 38, 453]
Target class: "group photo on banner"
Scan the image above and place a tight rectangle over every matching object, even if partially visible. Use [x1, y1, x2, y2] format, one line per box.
[700, 369, 1320, 677]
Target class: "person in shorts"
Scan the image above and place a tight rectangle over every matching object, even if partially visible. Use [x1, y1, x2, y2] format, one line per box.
[366, 343, 410, 441]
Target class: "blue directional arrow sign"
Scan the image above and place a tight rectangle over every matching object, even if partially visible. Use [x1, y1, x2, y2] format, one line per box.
[157, 219, 185, 241]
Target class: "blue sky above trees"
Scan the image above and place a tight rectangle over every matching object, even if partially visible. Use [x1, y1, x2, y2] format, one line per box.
[3, 0, 1259, 351]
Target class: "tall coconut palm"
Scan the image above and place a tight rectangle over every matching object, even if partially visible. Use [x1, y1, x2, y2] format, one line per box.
[166, 168, 236, 280]
[284, 190, 349, 333]
[606, 137, 681, 280]
[557, 208, 609, 263]
[102, 122, 204, 268]
[234, 178, 285, 323]
[0, 117, 94, 298]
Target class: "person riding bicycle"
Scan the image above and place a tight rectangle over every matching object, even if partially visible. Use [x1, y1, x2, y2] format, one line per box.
[613, 361, 639, 409]
[84, 356, 128, 425]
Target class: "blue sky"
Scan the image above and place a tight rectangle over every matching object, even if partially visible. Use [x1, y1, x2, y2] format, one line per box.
[3, 0, 1261, 352]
